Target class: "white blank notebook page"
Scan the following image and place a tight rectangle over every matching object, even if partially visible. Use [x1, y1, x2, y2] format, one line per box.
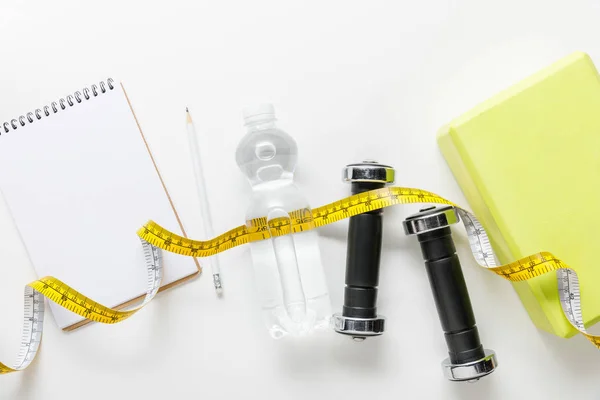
[0, 82, 198, 329]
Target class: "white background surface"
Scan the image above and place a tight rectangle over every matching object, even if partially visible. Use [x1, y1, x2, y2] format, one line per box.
[0, 1, 599, 399]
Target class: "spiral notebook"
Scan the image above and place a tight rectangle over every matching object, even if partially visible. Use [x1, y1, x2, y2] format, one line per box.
[0, 79, 200, 330]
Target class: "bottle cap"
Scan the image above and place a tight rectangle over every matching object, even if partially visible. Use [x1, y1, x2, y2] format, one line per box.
[243, 104, 276, 125]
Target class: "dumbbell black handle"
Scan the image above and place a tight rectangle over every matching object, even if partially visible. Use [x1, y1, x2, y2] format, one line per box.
[343, 182, 383, 319]
[416, 227, 485, 364]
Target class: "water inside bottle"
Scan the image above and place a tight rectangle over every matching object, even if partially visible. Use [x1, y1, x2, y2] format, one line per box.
[235, 104, 331, 338]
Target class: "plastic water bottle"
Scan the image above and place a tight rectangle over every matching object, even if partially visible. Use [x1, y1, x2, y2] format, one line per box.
[236, 104, 331, 338]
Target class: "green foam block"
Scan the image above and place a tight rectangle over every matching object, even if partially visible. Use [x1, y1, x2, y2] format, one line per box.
[438, 51, 600, 338]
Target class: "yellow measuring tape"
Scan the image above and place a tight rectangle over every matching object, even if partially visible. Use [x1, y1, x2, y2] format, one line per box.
[1, 187, 597, 375]
[136, 187, 600, 348]
[0, 239, 162, 374]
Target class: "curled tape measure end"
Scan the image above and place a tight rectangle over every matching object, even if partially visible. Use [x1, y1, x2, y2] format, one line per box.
[3, 187, 598, 375]
[138, 187, 600, 350]
[1, 239, 162, 374]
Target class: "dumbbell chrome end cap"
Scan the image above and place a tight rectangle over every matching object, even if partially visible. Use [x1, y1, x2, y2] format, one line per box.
[442, 349, 498, 382]
[331, 313, 385, 340]
[403, 205, 459, 236]
[342, 160, 395, 184]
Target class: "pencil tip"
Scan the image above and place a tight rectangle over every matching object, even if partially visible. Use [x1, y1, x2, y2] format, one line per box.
[186, 107, 189, 112]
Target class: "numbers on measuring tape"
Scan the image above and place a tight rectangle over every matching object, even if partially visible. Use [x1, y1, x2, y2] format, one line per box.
[2, 186, 598, 376]
[138, 187, 600, 350]
[0, 239, 162, 374]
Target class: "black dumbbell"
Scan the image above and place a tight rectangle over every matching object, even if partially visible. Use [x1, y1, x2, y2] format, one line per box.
[403, 205, 498, 381]
[332, 161, 394, 341]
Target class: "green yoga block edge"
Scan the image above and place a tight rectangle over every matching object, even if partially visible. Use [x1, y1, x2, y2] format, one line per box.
[437, 51, 600, 338]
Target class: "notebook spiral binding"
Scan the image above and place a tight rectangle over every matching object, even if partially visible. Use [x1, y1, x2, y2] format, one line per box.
[1, 78, 115, 134]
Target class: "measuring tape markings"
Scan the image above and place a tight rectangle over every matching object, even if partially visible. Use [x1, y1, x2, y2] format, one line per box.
[0, 239, 162, 374]
[138, 187, 600, 349]
[2, 187, 597, 375]
[463, 209, 600, 346]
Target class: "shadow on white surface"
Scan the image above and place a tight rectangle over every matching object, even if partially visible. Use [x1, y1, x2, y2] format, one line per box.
[272, 332, 390, 378]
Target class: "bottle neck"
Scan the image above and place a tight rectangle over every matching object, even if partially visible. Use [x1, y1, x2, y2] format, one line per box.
[249, 174, 294, 189]
[244, 116, 277, 132]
